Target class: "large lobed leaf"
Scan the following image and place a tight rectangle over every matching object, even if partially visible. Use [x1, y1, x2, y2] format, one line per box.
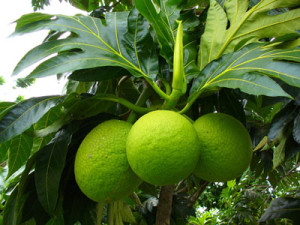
[12, 9, 158, 80]
[135, 0, 200, 79]
[199, 0, 300, 70]
[190, 44, 300, 102]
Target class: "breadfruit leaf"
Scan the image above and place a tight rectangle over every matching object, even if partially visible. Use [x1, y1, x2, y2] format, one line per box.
[135, 0, 200, 79]
[199, 0, 300, 70]
[190, 44, 300, 102]
[12, 9, 158, 80]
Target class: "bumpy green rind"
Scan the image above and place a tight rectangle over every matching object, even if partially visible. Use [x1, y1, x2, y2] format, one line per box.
[74, 120, 141, 203]
[126, 110, 201, 186]
[193, 113, 253, 182]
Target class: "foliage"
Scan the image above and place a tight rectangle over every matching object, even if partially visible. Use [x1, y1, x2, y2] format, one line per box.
[31, 0, 133, 12]
[15, 96, 25, 103]
[1, 0, 300, 224]
[0, 76, 5, 86]
[15, 77, 36, 89]
[193, 167, 299, 224]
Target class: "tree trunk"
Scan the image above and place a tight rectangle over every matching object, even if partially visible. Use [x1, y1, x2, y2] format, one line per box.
[155, 185, 174, 225]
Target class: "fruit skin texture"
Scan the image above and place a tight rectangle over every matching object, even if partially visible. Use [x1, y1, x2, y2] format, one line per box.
[193, 113, 252, 182]
[126, 110, 200, 186]
[74, 120, 141, 203]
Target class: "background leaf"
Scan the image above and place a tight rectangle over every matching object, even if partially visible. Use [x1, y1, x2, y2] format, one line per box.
[0, 96, 64, 143]
[258, 197, 300, 223]
[35, 128, 72, 214]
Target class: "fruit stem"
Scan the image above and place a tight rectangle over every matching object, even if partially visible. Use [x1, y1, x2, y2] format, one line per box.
[108, 203, 114, 225]
[96, 203, 104, 225]
[94, 94, 154, 114]
[127, 81, 154, 123]
[178, 89, 205, 114]
[116, 201, 124, 225]
[155, 185, 174, 225]
[144, 77, 171, 101]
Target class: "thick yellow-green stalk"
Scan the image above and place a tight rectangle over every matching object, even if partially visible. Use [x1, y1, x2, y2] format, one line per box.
[167, 20, 187, 108]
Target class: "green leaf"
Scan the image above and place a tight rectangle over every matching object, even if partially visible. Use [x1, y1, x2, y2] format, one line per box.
[190, 44, 300, 102]
[35, 129, 72, 214]
[199, 0, 300, 70]
[63, 179, 97, 225]
[15, 77, 36, 88]
[135, 0, 200, 79]
[217, 89, 246, 125]
[64, 80, 95, 95]
[3, 187, 18, 225]
[68, 0, 101, 12]
[0, 96, 64, 144]
[3, 154, 38, 225]
[0, 102, 16, 120]
[12, 9, 158, 80]
[7, 129, 34, 179]
[258, 197, 300, 223]
[273, 133, 288, 169]
[68, 67, 128, 82]
[135, 0, 179, 64]
[32, 106, 64, 154]
[268, 102, 298, 142]
[293, 112, 300, 144]
[0, 141, 9, 162]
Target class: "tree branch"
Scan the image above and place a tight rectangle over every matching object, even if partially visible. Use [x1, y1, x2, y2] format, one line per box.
[155, 185, 174, 225]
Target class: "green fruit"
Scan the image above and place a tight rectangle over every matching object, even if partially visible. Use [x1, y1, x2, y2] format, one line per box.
[126, 110, 200, 186]
[193, 113, 252, 182]
[74, 120, 141, 203]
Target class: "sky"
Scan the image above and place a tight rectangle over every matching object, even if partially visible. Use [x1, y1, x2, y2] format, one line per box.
[0, 1, 86, 102]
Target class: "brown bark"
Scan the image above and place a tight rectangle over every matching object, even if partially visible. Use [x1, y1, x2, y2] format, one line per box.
[155, 185, 174, 225]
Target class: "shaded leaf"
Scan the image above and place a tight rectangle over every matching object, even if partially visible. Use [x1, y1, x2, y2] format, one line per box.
[35, 128, 72, 214]
[0, 96, 64, 143]
[268, 103, 298, 142]
[258, 197, 300, 223]
[68, 67, 128, 82]
[198, 0, 300, 70]
[135, 0, 200, 79]
[217, 89, 246, 125]
[64, 80, 95, 95]
[32, 105, 64, 153]
[12, 9, 158, 80]
[21, 188, 50, 225]
[190, 44, 300, 103]
[135, 0, 179, 64]
[285, 136, 300, 161]
[293, 112, 300, 144]
[3, 187, 18, 225]
[0, 141, 9, 162]
[7, 128, 34, 179]
[3, 166, 37, 225]
[273, 133, 288, 169]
